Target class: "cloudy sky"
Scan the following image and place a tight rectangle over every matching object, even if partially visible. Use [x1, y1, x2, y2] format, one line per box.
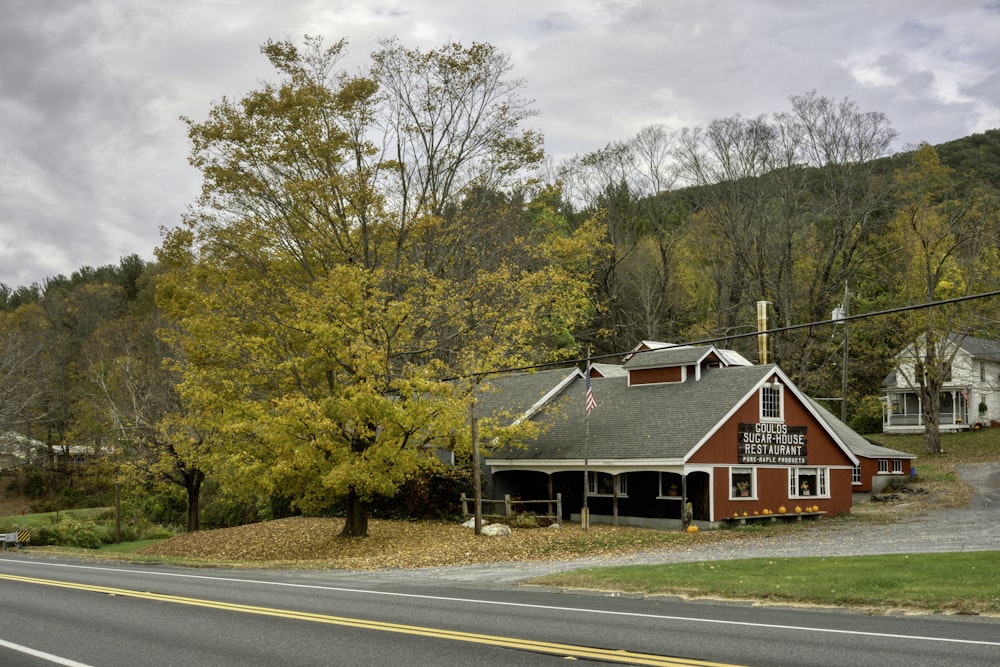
[2, 1, 998, 288]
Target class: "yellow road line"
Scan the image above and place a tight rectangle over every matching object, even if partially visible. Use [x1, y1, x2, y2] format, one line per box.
[0, 573, 741, 666]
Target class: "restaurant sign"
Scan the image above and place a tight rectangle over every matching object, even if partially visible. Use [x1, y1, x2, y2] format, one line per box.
[738, 423, 807, 464]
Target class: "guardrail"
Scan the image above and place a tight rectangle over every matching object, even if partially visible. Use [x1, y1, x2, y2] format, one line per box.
[1, 530, 29, 550]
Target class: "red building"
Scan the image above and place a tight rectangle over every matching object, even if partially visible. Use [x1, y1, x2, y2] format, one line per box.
[482, 343, 913, 529]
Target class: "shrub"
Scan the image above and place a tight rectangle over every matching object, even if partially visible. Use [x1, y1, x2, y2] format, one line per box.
[850, 395, 884, 435]
[33, 518, 105, 549]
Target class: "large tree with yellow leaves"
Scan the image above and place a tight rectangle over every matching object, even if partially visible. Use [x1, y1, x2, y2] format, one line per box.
[156, 37, 599, 536]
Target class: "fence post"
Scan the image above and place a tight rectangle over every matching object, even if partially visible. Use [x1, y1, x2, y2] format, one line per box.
[460, 493, 468, 518]
[504, 494, 512, 518]
[556, 493, 562, 527]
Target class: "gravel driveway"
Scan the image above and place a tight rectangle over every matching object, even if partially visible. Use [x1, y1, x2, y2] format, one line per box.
[362, 463, 1000, 585]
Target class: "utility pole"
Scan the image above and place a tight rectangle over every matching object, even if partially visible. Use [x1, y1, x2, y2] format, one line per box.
[470, 376, 482, 535]
[841, 282, 849, 422]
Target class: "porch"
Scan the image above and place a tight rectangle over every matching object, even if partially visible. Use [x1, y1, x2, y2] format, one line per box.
[882, 388, 972, 434]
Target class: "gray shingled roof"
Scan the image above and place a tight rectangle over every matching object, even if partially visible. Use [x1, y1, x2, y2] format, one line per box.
[806, 398, 916, 460]
[485, 364, 776, 461]
[622, 345, 718, 370]
[952, 334, 1000, 362]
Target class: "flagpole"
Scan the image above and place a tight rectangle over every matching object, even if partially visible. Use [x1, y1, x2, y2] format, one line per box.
[582, 349, 592, 531]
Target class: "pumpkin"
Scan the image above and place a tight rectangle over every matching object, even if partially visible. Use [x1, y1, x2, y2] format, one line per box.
[794, 506, 802, 514]
[753, 510, 759, 516]
[733, 511, 740, 518]
[778, 506, 787, 514]
[686, 524, 699, 533]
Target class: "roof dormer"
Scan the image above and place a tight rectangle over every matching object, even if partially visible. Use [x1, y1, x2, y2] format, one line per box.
[623, 344, 728, 386]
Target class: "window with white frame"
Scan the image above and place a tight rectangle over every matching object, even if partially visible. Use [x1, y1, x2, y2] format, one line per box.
[588, 471, 627, 497]
[892, 459, 902, 474]
[658, 473, 682, 498]
[730, 467, 755, 499]
[789, 468, 827, 497]
[760, 382, 784, 421]
[878, 459, 889, 473]
[852, 466, 862, 485]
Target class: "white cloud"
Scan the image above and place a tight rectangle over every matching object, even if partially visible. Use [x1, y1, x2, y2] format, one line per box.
[1, 0, 998, 287]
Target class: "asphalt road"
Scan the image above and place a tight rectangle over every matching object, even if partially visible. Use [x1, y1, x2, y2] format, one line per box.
[0, 464, 997, 666]
[0, 556, 998, 666]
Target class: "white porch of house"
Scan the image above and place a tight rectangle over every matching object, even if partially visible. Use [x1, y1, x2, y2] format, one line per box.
[882, 387, 974, 433]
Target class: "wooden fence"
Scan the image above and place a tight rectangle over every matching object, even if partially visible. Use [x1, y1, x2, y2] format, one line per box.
[460, 493, 562, 527]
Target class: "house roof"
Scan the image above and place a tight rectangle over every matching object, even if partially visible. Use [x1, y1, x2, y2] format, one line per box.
[623, 341, 753, 367]
[952, 334, 1000, 362]
[485, 363, 784, 463]
[622, 344, 721, 370]
[806, 399, 916, 460]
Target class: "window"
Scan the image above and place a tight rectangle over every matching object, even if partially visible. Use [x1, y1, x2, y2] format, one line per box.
[981, 362, 986, 382]
[852, 466, 862, 485]
[760, 382, 784, 421]
[658, 473, 682, 498]
[892, 459, 902, 474]
[588, 472, 627, 497]
[878, 459, 889, 473]
[789, 468, 827, 497]
[730, 467, 755, 499]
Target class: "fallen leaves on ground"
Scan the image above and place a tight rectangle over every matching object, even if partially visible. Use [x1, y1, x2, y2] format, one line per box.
[135, 518, 749, 570]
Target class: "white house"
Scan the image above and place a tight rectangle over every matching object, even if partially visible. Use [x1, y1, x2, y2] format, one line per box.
[882, 334, 1000, 433]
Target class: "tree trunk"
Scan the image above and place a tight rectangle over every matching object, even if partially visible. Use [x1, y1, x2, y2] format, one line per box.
[340, 487, 370, 537]
[185, 468, 204, 533]
[921, 386, 943, 454]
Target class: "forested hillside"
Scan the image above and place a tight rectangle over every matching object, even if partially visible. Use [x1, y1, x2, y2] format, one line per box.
[1, 37, 998, 531]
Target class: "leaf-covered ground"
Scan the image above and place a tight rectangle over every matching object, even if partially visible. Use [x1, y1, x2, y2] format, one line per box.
[134, 474, 969, 570]
[134, 518, 745, 569]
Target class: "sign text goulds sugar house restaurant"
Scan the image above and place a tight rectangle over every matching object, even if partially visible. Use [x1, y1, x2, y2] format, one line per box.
[738, 423, 807, 465]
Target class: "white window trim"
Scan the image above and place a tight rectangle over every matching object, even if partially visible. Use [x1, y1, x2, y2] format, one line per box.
[877, 459, 889, 474]
[851, 466, 862, 485]
[588, 471, 628, 497]
[729, 467, 756, 500]
[788, 467, 828, 498]
[760, 382, 784, 423]
[892, 459, 903, 474]
[656, 473, 683, 499]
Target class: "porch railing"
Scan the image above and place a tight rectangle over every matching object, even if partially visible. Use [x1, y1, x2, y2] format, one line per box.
[460, 493, 562, 527]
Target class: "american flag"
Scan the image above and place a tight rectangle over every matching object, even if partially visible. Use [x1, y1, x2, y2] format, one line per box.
[585, 366, 597, 414]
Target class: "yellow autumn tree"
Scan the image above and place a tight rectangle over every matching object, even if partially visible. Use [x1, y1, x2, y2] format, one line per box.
[156, 37, 599, 537]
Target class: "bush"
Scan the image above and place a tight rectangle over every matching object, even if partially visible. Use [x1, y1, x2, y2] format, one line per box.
[850, 395, 884, 435]
[371, 463, 475, 520]
[33, 518, 106, 549]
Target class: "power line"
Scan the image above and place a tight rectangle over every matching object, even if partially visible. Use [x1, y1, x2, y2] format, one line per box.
[464, 289, 1000, 380]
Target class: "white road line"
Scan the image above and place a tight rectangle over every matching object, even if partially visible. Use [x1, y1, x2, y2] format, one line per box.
[0, 638, 93, 667]
[4, 558, 999, 648]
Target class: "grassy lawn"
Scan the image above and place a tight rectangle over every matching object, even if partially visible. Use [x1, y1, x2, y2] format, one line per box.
[0, 507, 108, 533]
[529, 551, 1000, 616]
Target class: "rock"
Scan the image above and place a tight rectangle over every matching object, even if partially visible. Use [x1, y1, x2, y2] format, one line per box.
[547, 523, 561, 529]
[480, 523, 512, 537]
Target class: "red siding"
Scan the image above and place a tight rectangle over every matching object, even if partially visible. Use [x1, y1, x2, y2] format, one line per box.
[690, 382, 856, 521]
[630, 366, 685, 384]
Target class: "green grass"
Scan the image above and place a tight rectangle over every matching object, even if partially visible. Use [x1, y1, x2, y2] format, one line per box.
[867, 427, 1000, 483]
[0, 507, 108, 533]
[530, 551, 1000, 615]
